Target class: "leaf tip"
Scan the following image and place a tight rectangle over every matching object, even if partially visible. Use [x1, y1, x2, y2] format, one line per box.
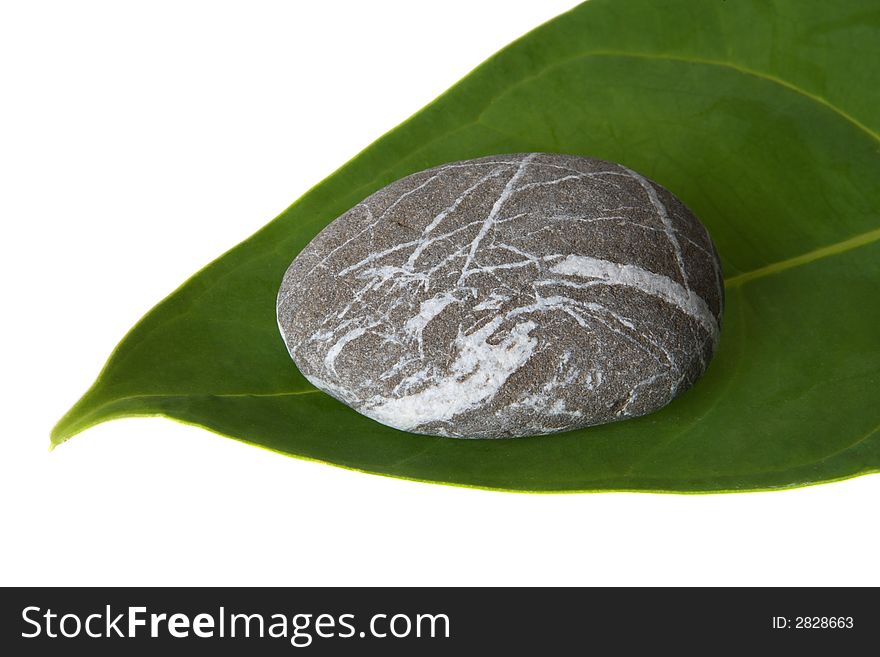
[49, 414, 79, 450]
[49, 384, 110, 449]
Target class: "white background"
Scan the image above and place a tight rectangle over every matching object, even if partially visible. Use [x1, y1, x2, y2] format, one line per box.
[1, 0, 877, 587]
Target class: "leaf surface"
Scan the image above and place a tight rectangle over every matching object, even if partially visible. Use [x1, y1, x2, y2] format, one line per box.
[53, 0, 880, 492]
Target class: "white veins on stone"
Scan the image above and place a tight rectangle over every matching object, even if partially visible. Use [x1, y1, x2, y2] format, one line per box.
[279, 155, 722, 437]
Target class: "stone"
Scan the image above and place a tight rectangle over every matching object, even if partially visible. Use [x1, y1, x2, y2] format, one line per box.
[277, 153, 723, 438]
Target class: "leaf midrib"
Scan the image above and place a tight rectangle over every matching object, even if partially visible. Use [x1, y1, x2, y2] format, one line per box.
[171, 215, 880, 401]
[725, 225, 880, 287]
[50, 388, 323, 443]
[92, 202, 880, 408]
[103, 389, 322, 402]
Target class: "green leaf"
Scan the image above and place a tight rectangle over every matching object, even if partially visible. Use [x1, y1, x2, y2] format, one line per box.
[52, 0, 880, 492]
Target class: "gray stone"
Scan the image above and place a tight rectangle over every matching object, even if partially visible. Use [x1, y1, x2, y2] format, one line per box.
[277, 153, 723, 438]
